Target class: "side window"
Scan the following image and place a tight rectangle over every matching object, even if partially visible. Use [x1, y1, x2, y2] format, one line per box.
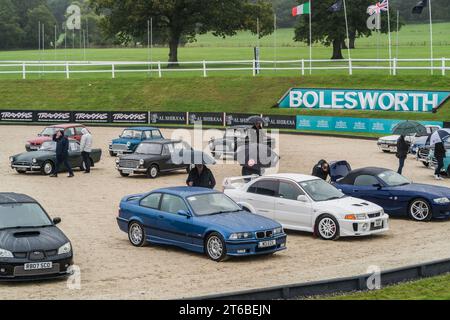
[140, 193, 162, 209]
[69, 142, 80, 152]
[65, 128, 75, 137]
[354, 175, 379, 187]
[278, 181, 304, 201]
[152, 130, 162, 139]
[75, 127, 84, 135]
[247, 180, 278, 197]
[144, 131, 152, 140]
[162, 145, 171, 156]
[160, 194, 188, 214]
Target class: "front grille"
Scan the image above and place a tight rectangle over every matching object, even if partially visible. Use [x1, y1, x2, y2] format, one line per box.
[418, 148, 430, 159]
[14, 162, 31, 166]
[119, 160, 139, 168]
[112, 144, 129, 152]
[368, 212, 381, 219]
[256, 230, 274, 239]
[29, 251, 45, 261]
[13, 264, 60, 277]
[13, 252, 27, 259]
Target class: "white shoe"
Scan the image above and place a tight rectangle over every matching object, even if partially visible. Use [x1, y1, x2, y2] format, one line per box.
[435, 175, 444, 180]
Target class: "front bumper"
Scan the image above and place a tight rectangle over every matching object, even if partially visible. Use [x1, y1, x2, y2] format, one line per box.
[339, 215, 389, 237]
[377, 142, 397, 152]
[109, 145, 133, 154]
[225, 235, 287, 256]
[116, 166, 147, 174]
[11, 164, 41, 172]
[431, 203, 450, 219]
[0, 255, 73, 282]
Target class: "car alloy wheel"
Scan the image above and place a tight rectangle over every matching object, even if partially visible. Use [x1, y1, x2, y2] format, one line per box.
[206, 233, 226, 262]
[42, 161, 54, 175]
[316, 215, 339, 240]
[409, 199, 432, 221]
[128, 222, 146, 247]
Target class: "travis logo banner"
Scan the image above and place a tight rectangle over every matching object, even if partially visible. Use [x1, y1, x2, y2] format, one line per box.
[111, 112, 148, 124]
[73, 112, 110, 123]
[0, 111, 34, 122]
[278, 88, 450, 113]
[35, 111, 71, 123]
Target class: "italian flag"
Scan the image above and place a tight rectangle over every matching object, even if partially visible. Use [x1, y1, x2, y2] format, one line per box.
[292, 2, 311, 16]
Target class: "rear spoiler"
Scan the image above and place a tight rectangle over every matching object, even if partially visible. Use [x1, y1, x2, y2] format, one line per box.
[222, 175, 259, 191]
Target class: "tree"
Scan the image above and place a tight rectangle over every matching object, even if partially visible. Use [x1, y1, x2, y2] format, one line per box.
[90, 0, 275, 65]
[294, 0, 402, 59]
[0, 0, 23, 49]
[23, 4, 57, 48]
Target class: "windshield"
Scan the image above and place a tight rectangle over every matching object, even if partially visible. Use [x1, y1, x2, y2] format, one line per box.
[40, 141, 56, 151]
[378, 171, 410, 187]
[135, 143, 162, 155]
[40, 127, 59, 136]
[299, 179, 345, 202]
[121, 130, 142, 139]
[0, 203, 52, 229]
[187, 193, 241, 216]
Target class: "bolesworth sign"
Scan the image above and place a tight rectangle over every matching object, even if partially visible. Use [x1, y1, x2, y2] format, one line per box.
[278, 88, 450, 113]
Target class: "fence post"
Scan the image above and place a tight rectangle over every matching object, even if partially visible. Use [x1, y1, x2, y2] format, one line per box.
[22, 63, 26, 80]
[252, 59, 256, 76]
[301, 59, 305, 76]
[112, 63, 115, 79]
[348, 59, 353, 76]
[65, 62, 70, 79]
[158, 61, 162, 78]
[442, 58, 446, 76]
[393, 58, 397, 76]
[203, 60, 207, 77]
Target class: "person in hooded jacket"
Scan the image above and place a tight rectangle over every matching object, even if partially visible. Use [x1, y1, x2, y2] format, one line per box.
[434, 141, 446, 180]
[312, 160, 330, 181]
[396, 135, 410, 175]
[80, 128, 93, 173]
[50, 130, 74, 178]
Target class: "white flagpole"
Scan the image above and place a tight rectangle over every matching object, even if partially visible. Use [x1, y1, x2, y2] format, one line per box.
[387, 0, 392, 75]
[38, 21, 41, 63]
[54, 24, 57, 69]
[429, 0, 434, 75]
[396, 10, 399, 59]
[309, 1, 312, 74]
[274, 13, 277, 71]
[342, 0, 352, 75]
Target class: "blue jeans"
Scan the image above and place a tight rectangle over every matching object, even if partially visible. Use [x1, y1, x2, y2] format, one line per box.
[397, 157, 406, 175]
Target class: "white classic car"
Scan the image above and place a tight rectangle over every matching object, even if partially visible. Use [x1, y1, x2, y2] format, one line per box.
[223, 173, 389, 240]
[377, 125, 441, 153]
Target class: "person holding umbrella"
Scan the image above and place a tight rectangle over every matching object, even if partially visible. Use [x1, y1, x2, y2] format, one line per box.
[430, 129, 450, 180]
[396, 135, 410, 175]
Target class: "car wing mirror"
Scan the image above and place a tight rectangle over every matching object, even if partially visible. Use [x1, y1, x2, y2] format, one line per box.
[373, 183, 383, 190]
[177, 210, 191, 218]
[297, 195, 309, 203]
[53, 217, 62, 225]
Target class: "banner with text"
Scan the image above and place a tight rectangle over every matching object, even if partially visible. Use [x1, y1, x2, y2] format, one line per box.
[279, 88, 450, 113]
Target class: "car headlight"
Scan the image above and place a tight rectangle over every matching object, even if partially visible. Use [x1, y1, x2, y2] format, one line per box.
[32, 158, 37, 164]
[273, 227, 283, 235]
[434, 197, 450, 204]
[139, 159, 145, 166]
[57, 242, 72, 255]
[115, 158, 120, 164]
[9, 157, 14, 163]
[345, 214, 368, 220]
[126, 142, 132, 147]
[229, 232, 253, 240]
[0, 248, 13, 258]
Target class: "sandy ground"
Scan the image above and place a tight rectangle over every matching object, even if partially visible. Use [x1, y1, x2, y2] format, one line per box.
[0, 125, 449, 300]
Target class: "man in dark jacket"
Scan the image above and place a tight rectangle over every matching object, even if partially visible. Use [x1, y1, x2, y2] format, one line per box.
[186, 165, 216, 189]
[312, 160, 330, 181]
[434, 141, 446, 180]
[396, 135, 410, 175]
[50, 130, 74, 178]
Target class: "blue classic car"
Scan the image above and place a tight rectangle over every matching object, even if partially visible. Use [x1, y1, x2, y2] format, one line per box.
[117, 187, 287, 261]
[332, 163, 450, 221]
[109, 127, 163, 156]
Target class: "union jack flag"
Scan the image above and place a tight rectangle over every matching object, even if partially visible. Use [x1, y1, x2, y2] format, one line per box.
[367, 0, 389, 16]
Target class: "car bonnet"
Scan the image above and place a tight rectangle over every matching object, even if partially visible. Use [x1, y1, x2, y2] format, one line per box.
[0, 226, 69, 252]
[315, 196, 383, 215]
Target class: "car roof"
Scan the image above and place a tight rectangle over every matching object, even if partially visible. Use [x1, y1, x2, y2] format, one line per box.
[0, 193, 37, 204]
[262, 173, 321, 182]
[228, 125, 252, 129]
[141, 139, 181, 145]
[154, 187, 217, 198]
[49, 123, 84, 129]
[348, 167, 390, 176]
[123, 127, 159, 131]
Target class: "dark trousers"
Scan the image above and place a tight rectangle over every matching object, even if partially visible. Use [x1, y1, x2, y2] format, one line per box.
[435, 157, 444, 176]
[54, 157, 73, 176]
[81, 151, 91, 173]
[397, 157, 406, 175]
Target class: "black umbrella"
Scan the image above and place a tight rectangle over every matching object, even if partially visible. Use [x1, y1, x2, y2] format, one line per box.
[247, 115, 266, 125]
[174, 150, 216, 165]
[235, 144, 279, 169]
[392, 121, 427, 136]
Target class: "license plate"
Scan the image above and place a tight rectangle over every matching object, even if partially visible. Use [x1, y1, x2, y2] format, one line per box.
[374, 219, 383, 228]
[122, 169, 133, 174]
[24, 262, 53, 271]
[258, 240, 276, 248]
[381, 144, 389, 148]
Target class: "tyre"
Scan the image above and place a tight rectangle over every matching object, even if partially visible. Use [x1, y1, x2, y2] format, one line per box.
[147, 165, 159, 179]
[41, 161, 54, 176]
[186, 166, 191, 174]
[119, 171, 130, 177]
[109, 151, 116, 157]
[315, 214, 340, 240]
[128, 221, 146, 247]
[408, 198, 432, 222]
[15, 169, 26, 174]
[205, 232, 227, 262]
[382, 150, 390, 153]
[423, 162, 430, 168]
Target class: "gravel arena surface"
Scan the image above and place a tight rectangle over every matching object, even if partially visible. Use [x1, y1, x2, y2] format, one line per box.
[1, 125, 450, 300]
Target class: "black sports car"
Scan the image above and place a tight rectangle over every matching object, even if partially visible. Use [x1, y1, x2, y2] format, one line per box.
[0, 193, 73, 281]
[10, 140, 102, 175]
[116, 139, 191, 178]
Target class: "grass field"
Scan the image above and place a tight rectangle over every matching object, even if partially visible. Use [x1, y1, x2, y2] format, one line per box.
[325, 273, 450, 300]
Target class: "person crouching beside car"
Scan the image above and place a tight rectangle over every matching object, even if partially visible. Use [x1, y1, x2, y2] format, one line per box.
[186, 165, 216, 189]
[80, 128, 93, 174]
[434, 141, 446, 181]
[396, 135, 410, 175]
[50, 130, 74, 178]
[312, 160, 330, 181]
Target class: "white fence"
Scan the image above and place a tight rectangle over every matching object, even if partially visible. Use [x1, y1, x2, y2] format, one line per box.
[0, 58, 448, 78]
